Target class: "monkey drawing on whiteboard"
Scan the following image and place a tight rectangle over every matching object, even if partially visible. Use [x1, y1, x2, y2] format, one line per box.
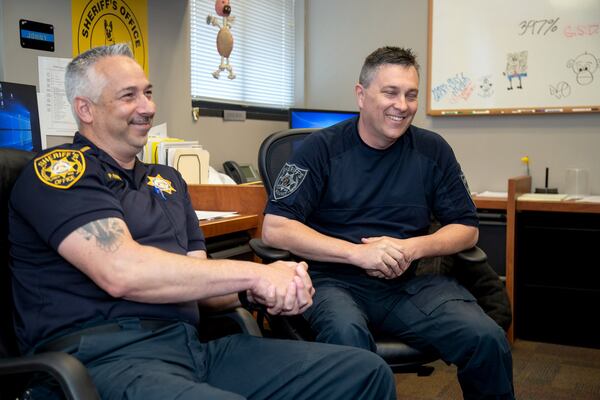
[567, 51, 599, 86]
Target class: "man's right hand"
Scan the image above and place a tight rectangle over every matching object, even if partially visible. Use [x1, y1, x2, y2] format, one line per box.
[249, 261, 313, 315]
[349, 238, 410, 279]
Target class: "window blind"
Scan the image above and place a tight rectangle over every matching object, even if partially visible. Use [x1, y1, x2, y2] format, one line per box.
[190, 0, 295, 108]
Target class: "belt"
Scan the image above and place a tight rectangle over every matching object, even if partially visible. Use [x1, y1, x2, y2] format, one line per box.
[36, 319, 176, 353]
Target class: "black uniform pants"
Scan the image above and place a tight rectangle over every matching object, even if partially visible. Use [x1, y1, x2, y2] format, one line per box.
[304, 273, 515, 400]
[27, 318, 396, 400]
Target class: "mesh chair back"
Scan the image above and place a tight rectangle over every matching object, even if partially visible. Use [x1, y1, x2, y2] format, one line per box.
[257, 128, 316, 197]
[0, 149, 35, 358]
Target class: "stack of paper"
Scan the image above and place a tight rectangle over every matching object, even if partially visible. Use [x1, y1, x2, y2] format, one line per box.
[518, 193, 567, 202]
[575, 195, 600, 203]
[476, 191, 508, 198]
[195, 210, 239, 221]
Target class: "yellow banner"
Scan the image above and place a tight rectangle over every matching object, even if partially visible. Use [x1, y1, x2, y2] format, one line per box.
[72, 0, 149, 74]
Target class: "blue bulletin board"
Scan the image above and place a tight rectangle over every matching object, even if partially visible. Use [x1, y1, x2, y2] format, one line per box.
[427, 0, 600, 116]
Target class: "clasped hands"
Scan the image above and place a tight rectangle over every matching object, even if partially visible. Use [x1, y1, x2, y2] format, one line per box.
[353, 236, 415, 279]
[248, 261, 314, 316]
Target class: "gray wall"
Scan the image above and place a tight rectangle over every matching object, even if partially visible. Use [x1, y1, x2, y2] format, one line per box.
[304, 0, 600, 193]
[2, 0, 599, 192]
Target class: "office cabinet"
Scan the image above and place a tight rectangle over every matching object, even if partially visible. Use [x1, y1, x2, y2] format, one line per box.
[515, 211, 600, 348]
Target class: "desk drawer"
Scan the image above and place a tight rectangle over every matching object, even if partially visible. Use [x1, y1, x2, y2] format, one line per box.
[516, 212, 600, 290]
[515, 285, 600, 349]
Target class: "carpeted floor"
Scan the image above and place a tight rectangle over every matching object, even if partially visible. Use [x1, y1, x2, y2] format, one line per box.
[394, 340, 600, 399]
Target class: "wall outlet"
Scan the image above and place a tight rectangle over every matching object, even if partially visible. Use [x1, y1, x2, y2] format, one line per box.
[223, 110, 247, 121]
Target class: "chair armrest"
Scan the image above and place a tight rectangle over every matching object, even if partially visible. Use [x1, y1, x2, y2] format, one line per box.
[0, 352, 100, 400]
[455, 246, 487, 264]
[201, 307, 263, 338]
[249, 238, 291, 262]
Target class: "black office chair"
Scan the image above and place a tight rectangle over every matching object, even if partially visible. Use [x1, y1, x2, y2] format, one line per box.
[249, 128, 511, 374]
[0, 148, 262, 399]
[0, 148, 98, 400]
[250, 129, 442, 374]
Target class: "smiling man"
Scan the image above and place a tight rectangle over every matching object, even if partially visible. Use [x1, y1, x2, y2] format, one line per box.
[8, 44, 396, 400]
[262, 46, 515, 400]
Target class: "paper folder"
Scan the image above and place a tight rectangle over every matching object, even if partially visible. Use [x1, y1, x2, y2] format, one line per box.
[171, 148, 210, 184]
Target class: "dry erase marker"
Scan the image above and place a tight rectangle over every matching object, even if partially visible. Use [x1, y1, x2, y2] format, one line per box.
[472, 110, 490, 114]
[441, 111, 460, 115]
[544, 108, 563, 112]
[572, 108, 595, 112]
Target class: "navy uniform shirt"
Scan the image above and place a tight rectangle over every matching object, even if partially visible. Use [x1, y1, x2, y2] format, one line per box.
[265, 117, 478, 275]
[9, 133, 206, 353]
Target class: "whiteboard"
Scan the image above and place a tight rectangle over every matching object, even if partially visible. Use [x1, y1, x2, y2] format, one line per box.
[427, 0, 600, 116]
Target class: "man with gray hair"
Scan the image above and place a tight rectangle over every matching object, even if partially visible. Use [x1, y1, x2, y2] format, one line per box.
[8, 44, 396, 399]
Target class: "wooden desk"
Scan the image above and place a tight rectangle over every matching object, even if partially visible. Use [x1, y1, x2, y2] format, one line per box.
[512, 189, 600, 348]
[503, 177, 600, 345]
[199, 214, 259, 239]
[516, 199, 600, 213]
[188, 184, 268, 238]
[472, 196, 507, 211]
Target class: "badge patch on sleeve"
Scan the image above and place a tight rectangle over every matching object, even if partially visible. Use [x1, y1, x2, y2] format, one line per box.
[273, 163, 308, 200]
[34, 149, 86, 189]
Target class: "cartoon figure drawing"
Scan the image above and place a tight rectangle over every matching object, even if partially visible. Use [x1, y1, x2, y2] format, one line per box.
[476, 75, 494, 98]
[567, 52, 599, 86]
[549, 81, 571, 99]
[207, 0, 236, 80]
[104, 20, 115, 45]
[503, 51, 528, 90]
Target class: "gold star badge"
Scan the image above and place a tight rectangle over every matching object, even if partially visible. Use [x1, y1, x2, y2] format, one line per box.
[147, 174, 177, 195]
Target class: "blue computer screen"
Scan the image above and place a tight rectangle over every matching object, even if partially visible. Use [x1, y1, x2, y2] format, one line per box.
[0, 81, 42, 152]
[289, 108, 358, 129]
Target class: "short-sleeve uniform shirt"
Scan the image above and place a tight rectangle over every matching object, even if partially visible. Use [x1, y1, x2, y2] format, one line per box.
[265, 117, 478, 275]
[9, 133, 206, 352]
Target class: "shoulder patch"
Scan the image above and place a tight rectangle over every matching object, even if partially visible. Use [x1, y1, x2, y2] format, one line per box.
[34, 149, 86, 189]
[273, 163, 308, 200]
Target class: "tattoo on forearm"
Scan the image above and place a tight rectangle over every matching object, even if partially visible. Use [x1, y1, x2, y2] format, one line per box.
[77, 218, 125, 252]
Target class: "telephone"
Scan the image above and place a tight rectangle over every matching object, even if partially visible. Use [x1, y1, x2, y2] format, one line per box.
[223, 161, 260, 184]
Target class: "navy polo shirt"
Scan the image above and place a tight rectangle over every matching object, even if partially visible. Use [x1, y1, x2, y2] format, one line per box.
[9, 133, 206, 353]
[265, 117, 478, 275]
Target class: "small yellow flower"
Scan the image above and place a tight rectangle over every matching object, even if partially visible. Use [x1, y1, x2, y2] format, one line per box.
[520, 156, 530, 176]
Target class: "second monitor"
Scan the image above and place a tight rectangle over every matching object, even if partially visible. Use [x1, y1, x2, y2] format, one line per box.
[289, 108, 358, 129]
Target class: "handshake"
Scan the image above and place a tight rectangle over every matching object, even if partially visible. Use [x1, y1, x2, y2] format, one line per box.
[246, 261, 314, 316]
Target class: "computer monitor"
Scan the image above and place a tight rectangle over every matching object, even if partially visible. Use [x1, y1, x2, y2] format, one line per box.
[289, 108, 358, 129]
[0, 81, 42, 152]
